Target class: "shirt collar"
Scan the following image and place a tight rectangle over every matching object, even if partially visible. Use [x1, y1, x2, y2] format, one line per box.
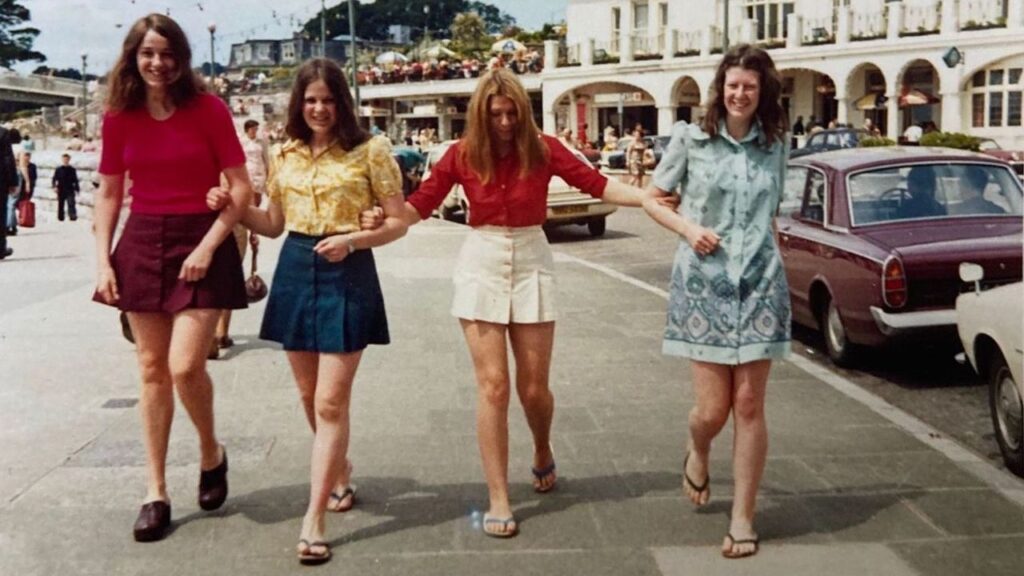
[718, 118, 763, 146]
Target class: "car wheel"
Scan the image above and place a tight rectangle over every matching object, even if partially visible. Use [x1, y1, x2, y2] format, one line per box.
[820, 296, 856, 367]
[989, 352, 1024, 477]
[588, 218, 606, 237]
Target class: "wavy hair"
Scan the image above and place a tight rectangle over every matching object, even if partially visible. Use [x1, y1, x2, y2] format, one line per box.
[701, 44, 787, 147]
[286, 58, 368, 151]
[105, 13, 205, 113]
[461, 68, 548, 184]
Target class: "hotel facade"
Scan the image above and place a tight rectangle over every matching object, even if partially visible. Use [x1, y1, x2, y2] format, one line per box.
[357, 0, 1024, 148]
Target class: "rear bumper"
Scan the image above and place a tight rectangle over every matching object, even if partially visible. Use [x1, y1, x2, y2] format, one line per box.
[545, 201, 617, 225]
[869, 306, 957, 337]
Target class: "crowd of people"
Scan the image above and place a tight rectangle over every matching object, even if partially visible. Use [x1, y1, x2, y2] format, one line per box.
[3, 11, 799, 567]
[356, 49, 543, 86]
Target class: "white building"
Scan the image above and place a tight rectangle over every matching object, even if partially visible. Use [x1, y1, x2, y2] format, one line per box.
[355, 1, 1022, 148]
[541, 0, 1024, 147]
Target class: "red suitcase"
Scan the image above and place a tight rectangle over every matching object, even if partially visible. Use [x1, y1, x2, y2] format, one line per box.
[16, 199, 35, 228]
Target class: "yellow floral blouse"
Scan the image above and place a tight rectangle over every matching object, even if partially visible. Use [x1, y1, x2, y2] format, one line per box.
[267, 135, 402, 236]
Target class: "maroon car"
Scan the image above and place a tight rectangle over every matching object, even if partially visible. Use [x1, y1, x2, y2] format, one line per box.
[778, 147, 1023, 365]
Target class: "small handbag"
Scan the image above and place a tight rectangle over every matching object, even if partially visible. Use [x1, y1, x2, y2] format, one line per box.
[244, 242, 268, 303]
[16, 199, 35, 228]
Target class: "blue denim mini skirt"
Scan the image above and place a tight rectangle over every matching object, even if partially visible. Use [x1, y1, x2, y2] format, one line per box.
[259, 232, 390, 353]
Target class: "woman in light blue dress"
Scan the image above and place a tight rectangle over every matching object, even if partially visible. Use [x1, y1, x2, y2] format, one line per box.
[643, 44, 790, 560]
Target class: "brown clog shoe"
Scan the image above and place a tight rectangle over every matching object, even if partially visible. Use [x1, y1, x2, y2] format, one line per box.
[198, 446, 228, 511]
[133, 500, 171, 542]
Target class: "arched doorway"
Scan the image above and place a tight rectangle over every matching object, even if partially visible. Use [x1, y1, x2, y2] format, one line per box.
[672, 76, 702, 123]
[897, 59, 942, 137]
[553, 82, 657, 147]
[847, 62, 887, 135]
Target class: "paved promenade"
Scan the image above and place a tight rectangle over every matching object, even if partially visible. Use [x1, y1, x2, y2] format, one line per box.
[1, 216, 1022, 575]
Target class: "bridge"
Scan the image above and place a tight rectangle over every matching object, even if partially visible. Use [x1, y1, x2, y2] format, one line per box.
[0, 72, 84, 107]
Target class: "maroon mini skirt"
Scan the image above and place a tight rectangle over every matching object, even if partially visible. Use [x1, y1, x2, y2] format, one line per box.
[94, 212, 247, 313]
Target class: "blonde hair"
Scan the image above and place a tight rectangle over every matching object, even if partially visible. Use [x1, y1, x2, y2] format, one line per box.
[461, 68, 548, 184]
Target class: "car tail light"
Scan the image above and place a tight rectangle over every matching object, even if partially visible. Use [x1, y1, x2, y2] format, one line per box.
[882, 256, 907, 309]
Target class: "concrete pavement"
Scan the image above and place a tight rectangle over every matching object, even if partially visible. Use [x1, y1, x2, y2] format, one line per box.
[1, 216, 1022, 575]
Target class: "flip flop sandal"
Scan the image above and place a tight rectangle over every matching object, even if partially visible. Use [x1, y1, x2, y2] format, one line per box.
[531, 461, 557, 493]
[482, 513, 518, 538]
[722, 533, 759, 559]
[682, 451, 710, 506]
[297, 539, 332, 565]
[327, 486, 356, 512]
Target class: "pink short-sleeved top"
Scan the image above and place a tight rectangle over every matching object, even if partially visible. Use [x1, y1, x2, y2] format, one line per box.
[99, 93, 245, 215]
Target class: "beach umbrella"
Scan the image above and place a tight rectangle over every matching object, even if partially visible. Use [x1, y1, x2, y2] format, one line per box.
[854, 91, 887, 111]
[375, 51, 408, 66]
[898, 88, 939, 107]
[424, 45, 457, 60]
[491, 38, 526, 53]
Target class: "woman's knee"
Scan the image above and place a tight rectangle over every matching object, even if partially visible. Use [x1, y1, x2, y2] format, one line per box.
[478, 373, 511, 408]
[168, 357, 206, 385]
[136, 351, 171, 385]
[732, 389, 765, 423]
[314, 395, 349, 424]
[691, 403, 730, 431]
[517, 382, 552, 409]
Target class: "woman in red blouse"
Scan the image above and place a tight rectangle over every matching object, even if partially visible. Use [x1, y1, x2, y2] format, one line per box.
[400, 69, 643, 537]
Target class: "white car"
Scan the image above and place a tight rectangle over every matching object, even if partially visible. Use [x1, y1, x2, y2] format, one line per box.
[436, 143, 617, 237]
[955, 262, 1023, 477]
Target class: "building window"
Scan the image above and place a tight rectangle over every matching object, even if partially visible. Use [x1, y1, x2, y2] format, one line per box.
[633, 1, 648, 31]
[972, 94, 985, 127]
[745, 1, 794, 42]
[970, 64, 1024, 128]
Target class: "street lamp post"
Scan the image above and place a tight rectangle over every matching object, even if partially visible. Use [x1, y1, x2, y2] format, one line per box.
[207, 23, 216, 79]
[722, 0, 730, 51]
[321, 0, 327, 58]
[349, 0, 359, 110]
[80, 52, 88, 138]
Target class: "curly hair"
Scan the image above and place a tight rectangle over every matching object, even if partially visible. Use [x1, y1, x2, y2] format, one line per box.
[701, 44, 787, 147]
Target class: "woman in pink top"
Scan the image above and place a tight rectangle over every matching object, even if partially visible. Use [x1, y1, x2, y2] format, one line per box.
[396, 69, 644, 537]
[92, 14, 253, 543]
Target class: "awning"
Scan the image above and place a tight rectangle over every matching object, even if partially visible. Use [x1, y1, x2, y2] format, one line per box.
[899, 88, 940, 107]
[854, 91, 887, 111]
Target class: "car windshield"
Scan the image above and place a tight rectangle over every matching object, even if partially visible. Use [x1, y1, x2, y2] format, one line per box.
[978, 138, 1001, 151]
[847, 163, 1024, 225]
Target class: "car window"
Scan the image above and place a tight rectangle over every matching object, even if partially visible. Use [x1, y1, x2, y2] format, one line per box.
[826, 133, 841, 147]
[801, 170, 826, 223]
[806, 134, 823, 148]
[781, 166, 806, 214]
[847, 163, 1023, 225]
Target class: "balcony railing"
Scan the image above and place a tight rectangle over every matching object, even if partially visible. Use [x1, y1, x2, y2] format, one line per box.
[902, 1, 942, 36]
[960, 0, 1008, 29]
[675, 29, 702, 57]
[631, 31, 662, 59]
[802, 16, 835, 45]
[851, 10, 887, 40]
[594, 39, 620, 64]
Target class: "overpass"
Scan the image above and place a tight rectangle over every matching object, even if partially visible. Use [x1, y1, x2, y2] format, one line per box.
[0, 73, 84, 107]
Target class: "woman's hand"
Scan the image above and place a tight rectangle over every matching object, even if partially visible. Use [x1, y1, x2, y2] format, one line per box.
[95, 265, 120, 305]
[313, 235, 353, 263]
[206, 186, 231, 211]
[179, 246, 214, 282]
[684, 225, 721, 257]
[359, 207, 384, 230]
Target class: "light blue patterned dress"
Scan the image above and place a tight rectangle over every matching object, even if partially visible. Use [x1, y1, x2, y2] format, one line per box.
[653, 120, 791, 365]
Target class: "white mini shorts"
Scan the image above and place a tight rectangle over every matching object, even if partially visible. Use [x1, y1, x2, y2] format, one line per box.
[451, 225, 557, 324]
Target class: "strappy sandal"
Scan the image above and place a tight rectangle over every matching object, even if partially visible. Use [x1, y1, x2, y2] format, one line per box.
[327, 486, 356, 512]
[531, 461, 557, 493]
[722, 533, 759, 559]
[482, 513, 518, 538]
[297, 538, 332, 565]
[682, 451, 710, 506]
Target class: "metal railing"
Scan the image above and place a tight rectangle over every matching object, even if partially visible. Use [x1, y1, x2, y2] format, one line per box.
[802, 16, 835, 44]
[0, 73, 84, 96]
[631, 32, 660, 57]
[960, 0, 1008, 28]
[851, 10, 887, 40]
[903, 0, 942, 35]
[677, 29, 702, 55]
[594, 39, 620, 64]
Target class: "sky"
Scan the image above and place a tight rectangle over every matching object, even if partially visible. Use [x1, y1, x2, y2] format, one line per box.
[17, 0, 569, 74]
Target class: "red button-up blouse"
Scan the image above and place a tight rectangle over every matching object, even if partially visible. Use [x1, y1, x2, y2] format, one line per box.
[408, 134, 608, 227]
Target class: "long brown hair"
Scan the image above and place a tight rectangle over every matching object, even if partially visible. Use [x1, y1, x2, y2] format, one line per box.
[105, 13, 206, 113]
[701, 44, 787, 147]
[461, 68, 547, 184]
[286, 58, 368, 151]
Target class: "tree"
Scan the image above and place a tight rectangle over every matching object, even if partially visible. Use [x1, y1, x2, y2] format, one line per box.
[449, 12, 489, 57]
[0, 0, 45, 69]
[32, 66, 99, 81]
[301, 0, 515, 44]
[467, 1, 516, 34]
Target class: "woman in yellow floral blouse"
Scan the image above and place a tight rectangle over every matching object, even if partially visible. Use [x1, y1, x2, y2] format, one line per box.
[211, 58, 407, 565]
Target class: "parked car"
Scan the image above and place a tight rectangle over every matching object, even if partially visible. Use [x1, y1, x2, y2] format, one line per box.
[789, 128, 869, 159]
[954, 263, 1023, 477]
[437, 145, 617, 237]
[977, 137, 1024, 179]
[421, 140, 460, 219]
[605, 135, 669, 170]
[778, 147, 1023, 366]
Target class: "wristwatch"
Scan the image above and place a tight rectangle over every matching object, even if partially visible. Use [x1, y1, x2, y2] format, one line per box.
[346, 237, 357, 255]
